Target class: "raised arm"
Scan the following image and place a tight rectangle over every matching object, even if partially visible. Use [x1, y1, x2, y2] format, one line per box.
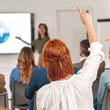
[15, 36, 31, 45]
[77, 5, 104, 84]
[77, 5, 97, 44]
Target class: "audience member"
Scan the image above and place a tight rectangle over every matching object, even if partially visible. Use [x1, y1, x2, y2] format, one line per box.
[10, 47, 37, 109]
[0, 74, 6, 93]
[36, 5, 104, 110]
[95, 69, 110, 110]
[74, 39, 90, 73]
[74, 39, 105, 79]
[25, 67, 49, 110]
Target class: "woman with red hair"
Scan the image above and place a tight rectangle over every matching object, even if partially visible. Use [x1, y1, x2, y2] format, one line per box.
[36, 5, 104, 110]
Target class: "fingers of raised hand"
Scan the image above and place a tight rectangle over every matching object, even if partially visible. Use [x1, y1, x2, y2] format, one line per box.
[77, 4, 83, 14]
[77, 5, 89, 16]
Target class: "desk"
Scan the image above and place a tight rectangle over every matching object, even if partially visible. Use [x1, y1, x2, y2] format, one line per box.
[0, 107, 10, 110]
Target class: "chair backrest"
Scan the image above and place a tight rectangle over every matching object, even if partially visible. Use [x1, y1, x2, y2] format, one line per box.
[102, 86, 110, 110]
[33, 92, 37, 110]
[12, 81, 28, 107]
[92, 78, 99, 97]
[0, 92, 8, 107]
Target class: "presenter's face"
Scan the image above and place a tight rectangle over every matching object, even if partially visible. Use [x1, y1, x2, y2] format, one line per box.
[39, 25, 46, 35]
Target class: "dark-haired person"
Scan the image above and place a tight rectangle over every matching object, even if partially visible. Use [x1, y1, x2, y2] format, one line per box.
[16, 23, 50, 66]
[74, 39, 90, 73]
[74, 39, 105, 79]
[36, 5, 104, 110]
[10, 47, 49, 110]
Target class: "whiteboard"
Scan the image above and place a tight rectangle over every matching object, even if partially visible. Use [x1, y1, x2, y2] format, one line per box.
[57, 10, 87, 63]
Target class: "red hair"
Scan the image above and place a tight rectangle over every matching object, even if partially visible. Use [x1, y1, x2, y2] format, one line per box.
[42, 39, 73, 81]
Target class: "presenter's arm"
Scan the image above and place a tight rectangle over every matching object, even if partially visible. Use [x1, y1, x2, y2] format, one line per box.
[15, 36, 31, 45]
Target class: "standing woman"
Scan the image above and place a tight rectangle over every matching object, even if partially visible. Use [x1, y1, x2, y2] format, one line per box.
[16, 23, 50, 66]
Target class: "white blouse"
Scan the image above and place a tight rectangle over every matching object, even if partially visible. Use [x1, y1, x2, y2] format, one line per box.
[36, 42, 104, 110]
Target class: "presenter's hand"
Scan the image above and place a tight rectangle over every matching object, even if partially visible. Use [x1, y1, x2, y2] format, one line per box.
[15, 36, 21, 40]
[77, 5, 92, 27]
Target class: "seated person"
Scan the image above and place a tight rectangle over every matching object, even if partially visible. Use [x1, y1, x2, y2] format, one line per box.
[0, 74, 6, 93]
[74, 39, 105, 79]
[95, 69, 110, 110]
[10, 47, 37, 89]
[74, 39, 90, 73]
[10, 47, 49, 110]
[25, 68, 49, 110]
[36, 5, 104, 110]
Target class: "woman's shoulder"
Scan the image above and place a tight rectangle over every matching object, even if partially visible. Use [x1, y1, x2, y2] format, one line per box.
[32, 67, 47, 76]
[10, 67, 20, 78]
[32, 67, 46, 71]
[37, 83, 50, 96]
[101, 70, 110, 81]
[37, 75, 76, 94]
[11, 67, 19, 73]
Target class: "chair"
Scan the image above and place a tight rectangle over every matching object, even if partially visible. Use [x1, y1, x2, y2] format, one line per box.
[102, 86, 110, 110]
[33, 92, 37, 110]
[11, 81, 29, 110]
[92, 78, 99, 97]
[0, 92, 8, 108]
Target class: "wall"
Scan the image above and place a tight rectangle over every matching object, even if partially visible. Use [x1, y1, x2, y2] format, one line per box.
[0, 0, 110, 98]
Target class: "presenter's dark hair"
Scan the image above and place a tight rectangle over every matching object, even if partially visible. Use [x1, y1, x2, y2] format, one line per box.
[80, 39, 90, 56]
[38, 23, 49, 39]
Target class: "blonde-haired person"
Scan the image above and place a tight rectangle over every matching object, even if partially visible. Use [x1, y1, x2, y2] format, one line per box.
[10, 47, 36, 87]
[10, 47, 37, 109]
[36, 5, 104, 110]
[10, 46, 49, 110]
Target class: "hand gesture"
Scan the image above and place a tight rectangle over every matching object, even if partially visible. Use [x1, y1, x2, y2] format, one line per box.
[77, 5, 92, 27]
[15, 36, 21, 40]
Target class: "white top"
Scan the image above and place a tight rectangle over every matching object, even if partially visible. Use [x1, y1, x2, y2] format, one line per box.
[36, 42, 104, 110]
[80, 56, 87, 61]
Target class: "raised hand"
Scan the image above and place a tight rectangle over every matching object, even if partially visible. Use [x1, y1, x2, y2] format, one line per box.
[77, 5, 92, 27]
[77, 4, 97, 43]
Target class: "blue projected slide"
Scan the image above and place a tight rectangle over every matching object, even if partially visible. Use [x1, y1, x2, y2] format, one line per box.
[0, 13, 32, 54]
[0, 22, 10, 44]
